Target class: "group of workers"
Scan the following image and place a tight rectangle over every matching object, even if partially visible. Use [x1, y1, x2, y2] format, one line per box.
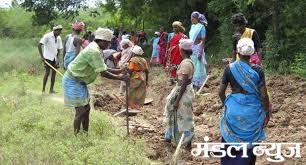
[38, 11, 271, 165]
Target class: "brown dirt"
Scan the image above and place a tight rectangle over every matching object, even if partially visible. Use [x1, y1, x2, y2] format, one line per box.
[92, 65, 306, 165]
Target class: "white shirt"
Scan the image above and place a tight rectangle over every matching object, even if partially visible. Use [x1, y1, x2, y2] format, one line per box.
[65, 34, 76, 53]
[40, 32, 63, 61]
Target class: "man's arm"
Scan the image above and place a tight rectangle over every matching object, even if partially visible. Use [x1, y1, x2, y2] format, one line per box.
[100, 70, 127, 81]
[63, 36, 68, 61]
[38, 43, 44, 61]
[73, 37, 82, 55]
[107, 68, 124, 74]
[56, 49, 61, 67]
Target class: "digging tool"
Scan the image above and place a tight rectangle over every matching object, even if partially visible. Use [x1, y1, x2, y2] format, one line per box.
[126, 80, 130, 136]
[173, 109, 177, 143]
[44, 60, 64, 77]
[196, 75, 210, 96]
[40, 60, 63, 104]
[172, 132, 185, 164]
[144, 98, 153, 105]
[113, 108, 140, 117]
[113, 94, 125, 104]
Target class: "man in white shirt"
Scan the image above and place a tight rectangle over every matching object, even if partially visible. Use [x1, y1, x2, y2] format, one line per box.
[38, 25, 63, 94]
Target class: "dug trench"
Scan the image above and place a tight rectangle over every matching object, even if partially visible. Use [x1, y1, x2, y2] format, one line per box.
[92, 65, 306, 165]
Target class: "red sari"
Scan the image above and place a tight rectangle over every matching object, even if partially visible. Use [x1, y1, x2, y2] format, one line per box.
[159, 32, 167, 66]
[168, 32, 185, 78]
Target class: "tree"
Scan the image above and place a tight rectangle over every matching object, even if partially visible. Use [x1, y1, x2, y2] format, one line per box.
[21, 0, 88, 25]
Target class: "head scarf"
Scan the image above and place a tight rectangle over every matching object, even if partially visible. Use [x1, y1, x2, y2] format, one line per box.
[199, 14, 208, 26]
[94, 28, 113, 41]
[120, 39, 133, 47]
[72, 22, 84, 31]
[179, 39, 193, 50]
[172, 21, 185, 32]
[154, 31, 160, 36]
[191, 11, 200, 19]
[237, 38, 254, 56]
[131, 45, 144, 55]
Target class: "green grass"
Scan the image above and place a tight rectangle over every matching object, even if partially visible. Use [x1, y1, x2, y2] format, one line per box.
[0, 71, 153, 165]
[0, 39, 42, 75]
[0, 39, 154, 165]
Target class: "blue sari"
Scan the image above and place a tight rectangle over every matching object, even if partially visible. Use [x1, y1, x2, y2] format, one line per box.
[189, 23, 207, 88]
[151, 37, 160, 57]
[220, 61, 266, 145]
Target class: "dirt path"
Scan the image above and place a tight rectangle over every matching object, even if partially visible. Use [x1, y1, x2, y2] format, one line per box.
[93, 65, 306, 165]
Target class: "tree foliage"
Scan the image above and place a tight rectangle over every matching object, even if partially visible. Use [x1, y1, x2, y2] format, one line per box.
[20, 0, 88, 25]
[0, 0, 305, 75]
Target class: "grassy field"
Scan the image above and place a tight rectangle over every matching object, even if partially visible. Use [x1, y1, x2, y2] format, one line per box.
[0, 39, 153, 165]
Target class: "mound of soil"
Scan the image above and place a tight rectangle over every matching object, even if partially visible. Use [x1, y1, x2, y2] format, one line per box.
[92, 93, 122, 114]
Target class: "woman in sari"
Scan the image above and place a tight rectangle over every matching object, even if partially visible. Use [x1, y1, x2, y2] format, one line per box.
[189, 11, 208, 91]
[167, 21, 187, 85]
[158, 26, 168, 67]
[231, 13, 262, 64]
[150, 32, 160, 65]
[127, 45, 149, 109]
[163, 39, 195, 149]
[118, 39, 133, 95]
[219, 38, 271, 165]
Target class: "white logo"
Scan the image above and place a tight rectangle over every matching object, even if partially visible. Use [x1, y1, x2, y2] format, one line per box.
[191, 136, 302, 162]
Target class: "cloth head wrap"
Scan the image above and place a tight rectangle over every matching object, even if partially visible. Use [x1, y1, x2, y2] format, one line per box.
[179, 39, 193, 50]
[237, 38, 255, 56]
[154, 31, 160, 35]
[120, 39, 133, 47]
[199, 14, 208, 26]
[191, 11, 200, 19]
[172, 21, 185, 32]
[94, 28, 113, 41]
[131, 45, 144, 55]
[72, 22, 84, 31]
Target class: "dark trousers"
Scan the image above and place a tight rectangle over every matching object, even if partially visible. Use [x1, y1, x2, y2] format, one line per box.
[42, 59, 57, 92]
[74, 104, 91, 134]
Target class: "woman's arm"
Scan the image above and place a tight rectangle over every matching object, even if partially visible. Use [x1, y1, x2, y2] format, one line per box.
[218, 83, 228, 105]
[73, 37, 82, 55]
[198, 27, 206, 60]
[173, 74, 189, 110]
[259, 85, 270, 113]
[218, 67, 229, 105]
[145, 69, 149, 85]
